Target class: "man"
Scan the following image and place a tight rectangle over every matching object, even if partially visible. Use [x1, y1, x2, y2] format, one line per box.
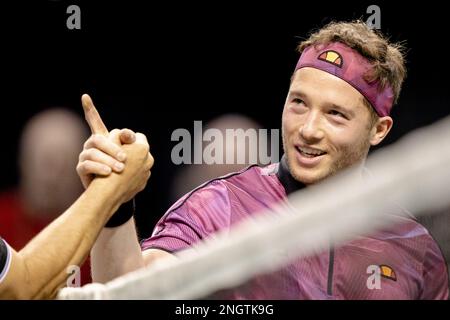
[78, 21, 448, 299]
[0, 95, 153, 299]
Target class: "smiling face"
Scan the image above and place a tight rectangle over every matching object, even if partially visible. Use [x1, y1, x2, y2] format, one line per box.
[282, 67, 393, 185]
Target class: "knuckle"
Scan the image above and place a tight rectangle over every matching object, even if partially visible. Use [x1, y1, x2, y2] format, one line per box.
[145, 159, 153, 171]
[85, 148, 96, 159]
[79, 150, 91, 162]
[142, 142, 150, 153]
[76, 162, 85, 174]
[138, 132, 148, 141]
[83, 137, 92, 149]
[148, 153, 154, 165]
[91, 134, 102, 146]
[86, 161, 103, 175]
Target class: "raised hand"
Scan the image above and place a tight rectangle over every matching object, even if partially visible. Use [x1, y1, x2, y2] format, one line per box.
[76, 94, 153, 202]
[77, 94, 137, 188]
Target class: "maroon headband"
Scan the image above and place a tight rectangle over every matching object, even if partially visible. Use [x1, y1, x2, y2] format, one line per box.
[295, 42, 394, 116]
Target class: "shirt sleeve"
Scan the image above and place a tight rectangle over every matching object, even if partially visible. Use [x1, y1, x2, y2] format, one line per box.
[141, 209, 204, 253]
[0, 237, 12, 284]
[141, 181, 232, 253]
[420, 237, 449, 299]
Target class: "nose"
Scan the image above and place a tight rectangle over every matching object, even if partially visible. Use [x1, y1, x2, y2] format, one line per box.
[299, 111, 324, 143]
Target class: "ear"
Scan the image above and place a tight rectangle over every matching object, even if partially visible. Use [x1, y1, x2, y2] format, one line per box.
[369, 116, 393, 146]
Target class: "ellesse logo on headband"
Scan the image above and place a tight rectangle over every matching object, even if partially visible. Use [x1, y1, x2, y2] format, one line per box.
[318, 50, 343, 68]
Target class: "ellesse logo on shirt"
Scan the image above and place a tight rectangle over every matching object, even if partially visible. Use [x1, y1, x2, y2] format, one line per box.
[367, 264, 397, 290]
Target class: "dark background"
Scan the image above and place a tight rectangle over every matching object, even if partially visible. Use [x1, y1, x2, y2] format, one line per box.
[1, 1, 448, 238]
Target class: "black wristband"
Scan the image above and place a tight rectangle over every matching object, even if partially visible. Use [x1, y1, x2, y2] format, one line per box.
[105, 198, 136, 228]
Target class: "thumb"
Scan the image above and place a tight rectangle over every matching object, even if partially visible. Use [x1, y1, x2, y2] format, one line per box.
[109, 129, 123, 146]
[119, 129, 136, 145]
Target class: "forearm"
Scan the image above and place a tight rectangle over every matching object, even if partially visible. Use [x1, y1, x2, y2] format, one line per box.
[91, 217, 144, 283]
[18, 177, 123, 299]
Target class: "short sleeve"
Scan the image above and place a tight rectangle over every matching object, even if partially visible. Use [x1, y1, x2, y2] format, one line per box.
[141, 181, 232, 253]
[141, 209, 205, 253]
[420, 237, 449, 299]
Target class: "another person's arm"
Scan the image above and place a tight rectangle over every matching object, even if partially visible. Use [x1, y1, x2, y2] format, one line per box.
[0, 144, 151, 299]
[0, 95, 153, 299]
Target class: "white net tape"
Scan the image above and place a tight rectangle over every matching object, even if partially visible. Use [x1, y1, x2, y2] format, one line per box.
[58, 116, 450, 299]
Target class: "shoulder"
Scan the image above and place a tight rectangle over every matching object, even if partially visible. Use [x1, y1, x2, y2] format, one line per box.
[156, 164, 281, 232]
[168, 164, 279, 211]
[379, 208, 446, 269]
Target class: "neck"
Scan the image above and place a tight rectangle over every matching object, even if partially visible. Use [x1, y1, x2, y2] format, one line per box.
[276, 155, 306, 195]
[276, 154, 367, 195]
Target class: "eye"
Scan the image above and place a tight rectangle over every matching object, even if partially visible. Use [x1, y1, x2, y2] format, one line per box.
[292, 98, 304, 105]
[329, 109, 347, 119]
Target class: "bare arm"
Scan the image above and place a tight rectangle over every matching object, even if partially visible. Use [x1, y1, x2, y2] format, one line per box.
[0, 94, 152, 299]
[76, 95, 176, 282]
[91, 218, 144, 283]
[91, 217, 176, 283]
[0, 176, 132, 299]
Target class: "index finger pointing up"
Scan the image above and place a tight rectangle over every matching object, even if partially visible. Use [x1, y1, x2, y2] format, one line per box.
[81, 94, 109, 136]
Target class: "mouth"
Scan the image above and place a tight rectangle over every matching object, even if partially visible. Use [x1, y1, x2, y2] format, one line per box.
[296, 145, 326, 157]
[294, 145, 327, 166]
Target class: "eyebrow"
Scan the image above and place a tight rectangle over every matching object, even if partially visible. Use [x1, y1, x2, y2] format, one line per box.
[288, 89, 356, 118]
[288, 89, 307, 99]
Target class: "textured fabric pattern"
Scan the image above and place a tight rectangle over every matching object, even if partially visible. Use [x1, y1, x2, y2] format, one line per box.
[141, 163, 448, 299]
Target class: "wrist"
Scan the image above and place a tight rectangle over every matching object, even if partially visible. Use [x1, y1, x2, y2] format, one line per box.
[86, 175, 126, 217]
[105, 198, 135, 228]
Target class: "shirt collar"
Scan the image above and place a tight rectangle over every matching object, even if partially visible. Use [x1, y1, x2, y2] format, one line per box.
[276, 154, 306, 195]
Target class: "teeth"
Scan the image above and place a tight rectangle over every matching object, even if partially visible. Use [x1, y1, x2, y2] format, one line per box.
[298, 147, 325, 157]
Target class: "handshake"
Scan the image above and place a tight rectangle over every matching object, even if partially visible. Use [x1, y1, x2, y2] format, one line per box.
[77, 94, 154, 205]
[0, 94, 155, 300]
